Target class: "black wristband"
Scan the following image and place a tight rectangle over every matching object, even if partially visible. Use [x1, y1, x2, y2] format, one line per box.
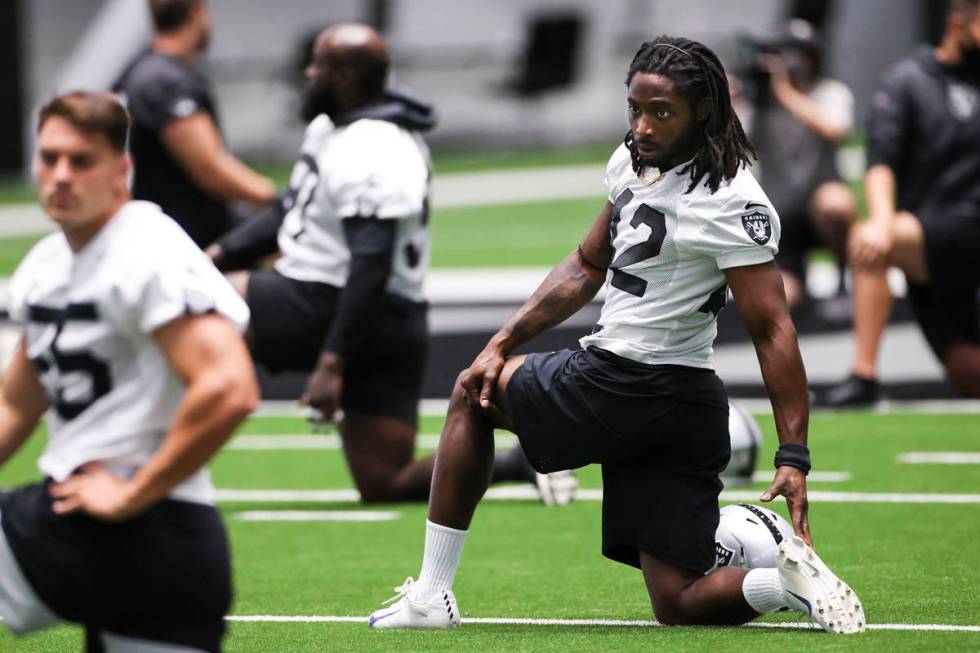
[774, 443, 811, 475]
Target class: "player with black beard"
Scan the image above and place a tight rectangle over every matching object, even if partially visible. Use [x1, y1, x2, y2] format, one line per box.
[824, 0, 980, 405]
[210, 23, 576, 506]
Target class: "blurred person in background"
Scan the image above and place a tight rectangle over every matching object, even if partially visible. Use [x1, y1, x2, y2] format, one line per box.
[824, 0, 980, 406]
[210, 23, 574, 506]
[747, 19, 857, 312]
[115, 0, 276, 248]
[0, 91, 256, 653]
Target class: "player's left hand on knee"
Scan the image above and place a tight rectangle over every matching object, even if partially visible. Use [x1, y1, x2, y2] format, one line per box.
[302, 354, 344, 420]
[49, 463, 141, 522]
[760, 466, 811, 546]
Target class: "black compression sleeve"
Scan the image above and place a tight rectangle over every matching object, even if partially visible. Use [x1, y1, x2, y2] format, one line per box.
[213, 193, 287, 271]
[321, 217, 397, 358]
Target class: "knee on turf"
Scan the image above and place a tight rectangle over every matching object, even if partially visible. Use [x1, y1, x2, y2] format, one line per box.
[357, 478, 417, 504]
[652, 604, 695, 626]
[944, 345, 980, 398]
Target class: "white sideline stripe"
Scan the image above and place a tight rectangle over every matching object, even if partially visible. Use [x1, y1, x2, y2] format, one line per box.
[898, 452, 980, 465]
[255, 399, 980, 418]
[0, 614, 974, 632]
[214, 487, 980, 504]
[227, 433, 517, 451]
[234, 510, 399, 522]
[223, 615, 980, 632]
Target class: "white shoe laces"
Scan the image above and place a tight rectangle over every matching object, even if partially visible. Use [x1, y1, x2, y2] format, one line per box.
[381, 576, 416, 606]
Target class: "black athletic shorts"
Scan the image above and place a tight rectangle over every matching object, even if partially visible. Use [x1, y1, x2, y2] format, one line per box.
[247, 269, 428, 426]
[774, 205, 820, 282]
[908, 202, 980, 359]
[0, 482, 231, 652]
[506, 347, 730, 573]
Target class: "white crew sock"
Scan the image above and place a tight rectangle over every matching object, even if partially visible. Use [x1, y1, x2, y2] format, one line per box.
[413, 520, 468, 602]
[742, 568, 788, 614]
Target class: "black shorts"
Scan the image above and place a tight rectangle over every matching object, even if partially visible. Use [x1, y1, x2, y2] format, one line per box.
[0, 482, 231, 652]
[774, 206, 821, 282]
[247, 270, 428, 426]
[909, 202, 980, 358]
[506, 347, 730, 573]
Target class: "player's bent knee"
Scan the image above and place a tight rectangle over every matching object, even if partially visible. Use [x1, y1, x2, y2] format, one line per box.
[651, 601, 695, 626]
[944, 345, 980, 398]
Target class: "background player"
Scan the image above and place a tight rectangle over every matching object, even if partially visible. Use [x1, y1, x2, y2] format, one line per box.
[824, 0, 980, 405]
[212, 23, 573, 504]
[0, 92, 257, 652]
[748, 19, 857, 311]
[370, 36, 863, 634]
[115, 0, 276, 248]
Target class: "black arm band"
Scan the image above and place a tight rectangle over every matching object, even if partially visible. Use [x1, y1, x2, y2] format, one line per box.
[774, 443, 811, 475]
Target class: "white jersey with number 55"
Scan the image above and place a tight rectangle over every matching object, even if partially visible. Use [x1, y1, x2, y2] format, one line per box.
[7, 201, 249, 505]
[580, 145, 780, 369]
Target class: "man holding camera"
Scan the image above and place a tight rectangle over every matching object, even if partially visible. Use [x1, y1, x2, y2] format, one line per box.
[749, 20, 857, 311]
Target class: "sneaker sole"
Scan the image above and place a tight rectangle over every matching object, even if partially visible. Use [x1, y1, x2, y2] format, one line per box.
[780, 536, 865, 634]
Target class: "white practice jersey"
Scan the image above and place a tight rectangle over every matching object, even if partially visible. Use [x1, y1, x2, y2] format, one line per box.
[580, 145, 780, 368]
[7, 201, 249, 504]
[275, 115, 432, 302]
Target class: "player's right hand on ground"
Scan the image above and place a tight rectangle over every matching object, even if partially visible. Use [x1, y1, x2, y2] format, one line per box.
[849, 220, 894, 271]
[760, 466, 812, 546]
[459, 345, 506, 411]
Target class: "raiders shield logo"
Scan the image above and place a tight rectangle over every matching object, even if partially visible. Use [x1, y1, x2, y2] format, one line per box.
[715, 541, 735, 568]
[741, 202, 772, 245]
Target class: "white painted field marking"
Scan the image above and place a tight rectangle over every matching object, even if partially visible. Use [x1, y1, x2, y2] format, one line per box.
[255, 398, 980, 418]
[224, 615, 980, 632]
[227, 433, 517, 451]
[898, 452, 980, 465]
[0, 613, 974, 632]
[214, 487, 980, 505]
[216, 489, 361, 502]
[234, 510, 399, 522]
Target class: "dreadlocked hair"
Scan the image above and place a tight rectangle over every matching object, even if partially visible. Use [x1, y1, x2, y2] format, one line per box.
[624, 36, 756, 194]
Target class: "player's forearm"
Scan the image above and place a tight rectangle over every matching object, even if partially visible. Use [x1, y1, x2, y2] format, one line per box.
[212, 194, 286, 270]
[490, 249, 605, 354]
[772, 84, 846, 142]
[197, 154, 277, 205]
[751, 316, 809, 446]
[0, 343, 48, 466]
[864, 164, 897, 223]
[0, 402, 39, 467]
[125, 367, 258, 512]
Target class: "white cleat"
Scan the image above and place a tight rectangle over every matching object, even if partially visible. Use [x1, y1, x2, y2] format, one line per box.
[777, 536, 866, 634]
[535, 469, 578, 507]
[368, 577, 460, 629]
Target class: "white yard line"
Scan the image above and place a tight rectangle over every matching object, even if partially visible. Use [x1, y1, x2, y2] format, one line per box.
[227, 433, 517, 450]
[224, 614, 980, 632]
[255, 399, 980, 418]
[234, 510, 399, 522]
[214, 487, 980, 505]
[898, 452, 980, 465]
[1, 613, 975, 633]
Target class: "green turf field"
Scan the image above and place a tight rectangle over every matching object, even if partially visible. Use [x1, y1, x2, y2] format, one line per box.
[0, 195, 605, 277]
[1, 409, 977, 651]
